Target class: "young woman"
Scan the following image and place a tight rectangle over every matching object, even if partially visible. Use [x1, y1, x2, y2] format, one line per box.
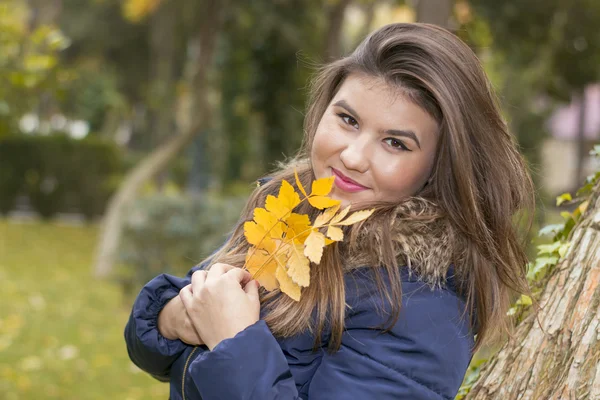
[125, 23, 534, 399]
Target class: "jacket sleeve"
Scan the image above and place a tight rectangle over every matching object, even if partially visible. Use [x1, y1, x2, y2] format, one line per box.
[124, 257, 217, 381]
[188, 281, 474, 400]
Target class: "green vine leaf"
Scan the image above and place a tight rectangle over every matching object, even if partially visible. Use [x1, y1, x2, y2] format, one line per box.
[556, 192, 572, 206]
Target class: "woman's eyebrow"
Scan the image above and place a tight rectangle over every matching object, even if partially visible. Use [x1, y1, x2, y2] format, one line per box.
[332, 100, 359, 118]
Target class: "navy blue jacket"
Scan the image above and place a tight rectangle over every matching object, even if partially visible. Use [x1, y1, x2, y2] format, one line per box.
[125, 257, 474, 399]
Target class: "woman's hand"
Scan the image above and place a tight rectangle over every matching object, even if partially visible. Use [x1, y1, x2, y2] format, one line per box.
[179, 263, 260, 351]
[157, 294, 204, 346]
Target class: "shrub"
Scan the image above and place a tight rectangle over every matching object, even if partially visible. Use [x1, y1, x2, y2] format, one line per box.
[118, 192, 248, 290]
[0, 134, 122, 219]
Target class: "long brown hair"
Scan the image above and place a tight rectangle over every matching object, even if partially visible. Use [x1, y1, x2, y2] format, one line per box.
[202, 23, 534, 353]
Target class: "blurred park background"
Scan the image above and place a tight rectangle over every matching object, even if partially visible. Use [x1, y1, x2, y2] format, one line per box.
[1, 0, 599, 398]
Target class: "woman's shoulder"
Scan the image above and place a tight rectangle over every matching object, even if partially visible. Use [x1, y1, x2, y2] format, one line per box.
[338, 266, 474, 399]
[343, 265, 473, 338]
[344, 265, 462, 303]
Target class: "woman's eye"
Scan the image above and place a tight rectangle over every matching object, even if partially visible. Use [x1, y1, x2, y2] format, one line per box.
[384, 138, 410, 151]
[337, 113, 359, 129]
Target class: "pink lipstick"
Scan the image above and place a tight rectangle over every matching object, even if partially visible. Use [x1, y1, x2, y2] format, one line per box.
[332, 168, 368, 193]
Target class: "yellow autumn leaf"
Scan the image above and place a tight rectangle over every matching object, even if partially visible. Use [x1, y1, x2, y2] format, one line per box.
[311, 176, 335, 196]
[243, 221, 276, 253]
[330, 205, 351, 225]
[276, 265, 301, 301]
[308, 195, 341, 210]
[314, 204, 341, 227]
[336, 209, 375, 226]
[246, 249, 279, 291]
[285, 213, 312, 243]
[304, 230, 326, 264]
[279, 180, 301, 210]
[265, 195, 287, 220]
[286, 243, 310, 287]
[326, 225, 344, 241]
[265, 181, 301, 220]
[294, 169, 307, 197]
[243, 176, 375, 301]
[253, 208, 284, 239]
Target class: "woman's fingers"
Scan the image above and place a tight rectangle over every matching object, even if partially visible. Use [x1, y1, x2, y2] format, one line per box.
[179, 284, 193, 310]
[244, 279, 260, 302]
[190, 270, 207, 294]
[206, 263, 253, 288]
[224, 268, 253, 287]
[206, 263, 236, 281]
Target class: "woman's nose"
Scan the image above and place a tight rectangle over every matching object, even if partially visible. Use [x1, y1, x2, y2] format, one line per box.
[339, 136, 370, 173]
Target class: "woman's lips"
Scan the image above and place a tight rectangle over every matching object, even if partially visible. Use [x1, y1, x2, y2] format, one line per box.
[332, 168, 368, 193]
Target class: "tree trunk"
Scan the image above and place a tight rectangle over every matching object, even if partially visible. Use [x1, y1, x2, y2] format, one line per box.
[324, 0, 352, 59]
[93, 0, 223, 278]
[148, 0, 177, 190]
[576, 88, 588, 188]
[357, 1, 376, 44]
[414, 0, 453, 30]
[467, 182, 600, 399]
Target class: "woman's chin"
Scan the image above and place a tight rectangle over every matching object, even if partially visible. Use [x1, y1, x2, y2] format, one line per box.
[329, 192, 352, 209]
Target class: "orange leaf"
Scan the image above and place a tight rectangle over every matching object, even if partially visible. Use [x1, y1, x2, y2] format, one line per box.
[308, 196, 341, 210]
[294, 169, 307, 197]
[265, 181, 301, 220]
[337, 209, 375, 226]
[314, 204, 341, 227]
[253, 208, 284, 239]
[326, 226, 344, 241]
[265, 194, 288, 220]
[245, 249, 279, 291]
[311, 176, 335, 196]
[243, 221, 276, 253]
[330, 205, 351, 225]
[285, 213, 312, 243]
[279, 180, 301, 210]
[276, 265, 301, 301]
[286, 243, 310, 287]
[304, 230, 326, 264]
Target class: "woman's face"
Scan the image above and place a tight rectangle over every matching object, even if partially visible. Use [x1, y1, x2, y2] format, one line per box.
[311, 73, 439, 208]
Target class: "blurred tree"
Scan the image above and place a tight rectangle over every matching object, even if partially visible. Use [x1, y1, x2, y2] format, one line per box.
[414, 0, 454, 29]
[325, 0, 353, 59]
[216, 0, 355, 183]
[466, 0, 600, 186]
[94, 0, 225, 277]
[0, 0, 70, 137]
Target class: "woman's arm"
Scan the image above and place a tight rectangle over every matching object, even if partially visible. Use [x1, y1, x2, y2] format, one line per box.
[124, 234, 233, 380]
[124, 270, 197, 381]
[187, 279, 474, 399]
[125, 258, 223, 381]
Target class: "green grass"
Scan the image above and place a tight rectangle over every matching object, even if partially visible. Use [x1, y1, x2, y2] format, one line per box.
[0, 219, 169, 399]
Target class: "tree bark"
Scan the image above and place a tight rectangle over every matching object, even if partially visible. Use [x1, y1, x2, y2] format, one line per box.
[467, 182, 600, 399]
[414, 0, 453, 30]
[575, 88, 588, 188]
[93, 0, 223, 278]
[357, 1, 376, 44]
[324, 0, 352, 60]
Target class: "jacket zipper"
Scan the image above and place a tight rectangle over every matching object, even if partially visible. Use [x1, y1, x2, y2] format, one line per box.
[182, 346, 199, 400]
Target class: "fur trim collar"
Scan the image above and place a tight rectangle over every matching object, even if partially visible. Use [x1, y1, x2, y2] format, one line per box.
[344, 197, 466, 289]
